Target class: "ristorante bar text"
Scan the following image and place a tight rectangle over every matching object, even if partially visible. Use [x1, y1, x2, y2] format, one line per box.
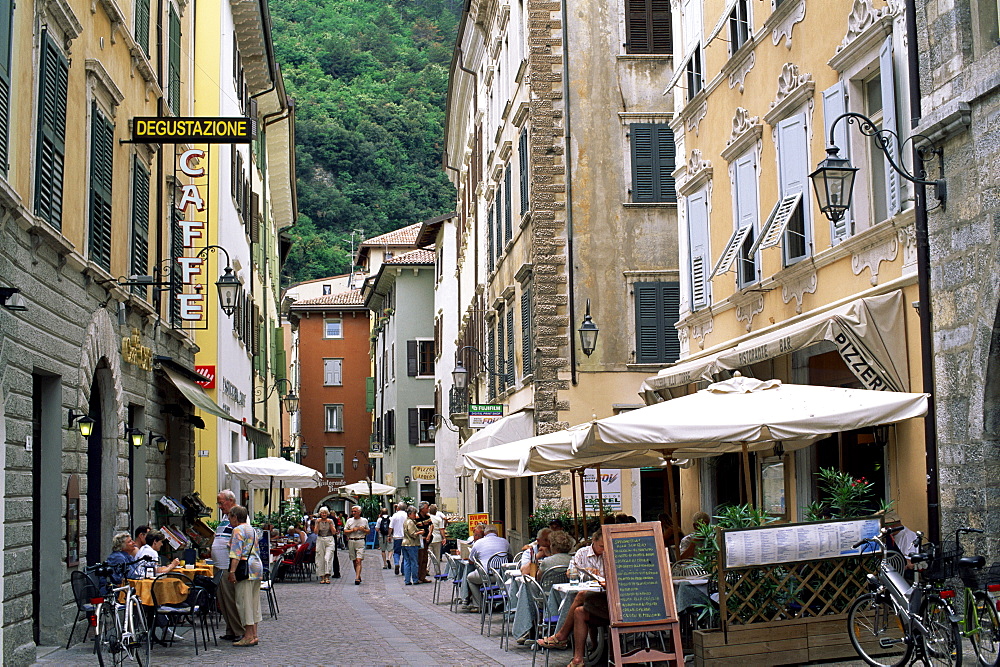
[131, 117, 254, 143]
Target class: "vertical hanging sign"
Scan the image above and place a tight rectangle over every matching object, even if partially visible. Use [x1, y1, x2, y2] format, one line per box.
[175, 146, 210, 329]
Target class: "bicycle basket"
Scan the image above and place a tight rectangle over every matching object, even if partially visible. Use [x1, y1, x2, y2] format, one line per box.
[924, 543, 958, 582]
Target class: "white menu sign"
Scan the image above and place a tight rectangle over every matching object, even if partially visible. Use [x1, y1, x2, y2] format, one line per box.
[723, 518, 881, 568]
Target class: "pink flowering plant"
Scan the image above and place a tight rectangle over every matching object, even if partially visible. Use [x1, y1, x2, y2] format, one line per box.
[805, 467, 890, 520]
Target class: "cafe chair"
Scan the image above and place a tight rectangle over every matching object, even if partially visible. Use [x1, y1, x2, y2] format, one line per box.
[366, 521, 377, 550]
[538, 565, 569, 591]
[478, 552, 510, 637]
[260, 566, 280, 618]
[67, 570, 101, 648]
[522, 575, 560, 667]
[150, 573, 210, 655]
[671, 559, 708, 577]
[431, 553, 451, 605]
[489, 560, 516, 646]
[448, 555, 467, 612]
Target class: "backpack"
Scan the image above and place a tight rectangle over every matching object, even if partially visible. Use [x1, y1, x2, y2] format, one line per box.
[378, 515, 391, 536]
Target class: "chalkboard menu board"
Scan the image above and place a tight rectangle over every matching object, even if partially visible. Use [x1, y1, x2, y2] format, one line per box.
[723, 517, 881, 568]
[603, 522, 677, 627]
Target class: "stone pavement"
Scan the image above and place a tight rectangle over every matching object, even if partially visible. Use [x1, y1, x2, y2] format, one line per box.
[35, 554, 537, 667]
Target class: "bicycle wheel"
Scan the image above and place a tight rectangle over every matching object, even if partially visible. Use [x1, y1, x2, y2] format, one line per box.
[847, 592, 912, 667]
[921, 594, 962, 667]
[124, 598, 150, 666]
[94, 601, 124, 667]
[970, 590, 1000, 667]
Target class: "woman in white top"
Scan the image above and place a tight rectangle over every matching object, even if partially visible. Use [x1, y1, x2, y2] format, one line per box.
[135, 530, 180, 578]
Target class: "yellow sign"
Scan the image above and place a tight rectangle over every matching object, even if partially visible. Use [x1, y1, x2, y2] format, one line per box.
[121, 329, 153, 370]
[468, 513, 490, 538]
[410, 465, 436, 482]
[131, 117, 254, 143]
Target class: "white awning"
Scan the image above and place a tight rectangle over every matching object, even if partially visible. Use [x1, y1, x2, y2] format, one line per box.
[640, 290, 909, 403]
[456, 408, 534, 475]
[161, 367, 241, 424]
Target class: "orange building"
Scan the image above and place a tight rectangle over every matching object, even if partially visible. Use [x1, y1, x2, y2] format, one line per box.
[288, 288, 372, 513]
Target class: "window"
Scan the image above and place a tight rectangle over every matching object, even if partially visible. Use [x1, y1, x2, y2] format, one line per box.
[733, 151, 760, 287]
[322, 284, 331, 295]
[495, 186, 504, 259]
[0, 0, 10, 174]
[685, 45, 703, 101]
[324, 404, 344, 432]
[408, 407, 435, 444]
[167, 6, 181, 116]
[973, 0, 999, 55]
[323, 359, 343, 386]
[385, 409, 396, 447]
[496, 308, 506, 393]
[134, 0, 150, 56]
[504, 164, 513, 243]
[324, 319, 343, 339]
[89, 104, 114, 271]
[506, 307, 516, 385]
[822, 81, 852, 243]
[487, 205, 495, 273]
[519, 129, 530, 214]
[35, 33, 68, 229]
[407, 340, 434, 376]
[487, 326, 496, 400]
[625, 0, 672, 54]
[687, 188, 711, 310]
[630, 124, 676, 203]
[634, 282, 681, 364]
[130, 157, 151, 296]
[324, 447, 344, 478]
[728, 0, 750, 55]
[521, 289, 532, 375]
[752, 113, 810, 264]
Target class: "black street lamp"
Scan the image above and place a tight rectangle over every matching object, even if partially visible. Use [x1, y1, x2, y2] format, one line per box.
[452, 345, 505, 391]
[427, 414, 459, 440]
[254, 377, 300, 413]
[68, 409, 96, 437]
[578, 299, 599, 357]
[196, 245, 242, 317]
[124, 424, 144, 448]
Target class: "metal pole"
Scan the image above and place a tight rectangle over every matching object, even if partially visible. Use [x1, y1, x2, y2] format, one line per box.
[666, 461, 681, 551]
[570, 469, 579, 539]
[579, 469, 589, 538]
[741, 443, 753, 507]
[596, 467, 606, 523]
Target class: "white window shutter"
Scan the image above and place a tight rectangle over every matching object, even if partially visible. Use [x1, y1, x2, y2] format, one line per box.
[709, 225, 752, 279]
[879, 36, 901, 217]
[324, 360, 335, 385]
[822, 81, 851, 243]
[332, 360, 342, 385]
[734, 153, 759, 284]
[687, 189, 710, 309]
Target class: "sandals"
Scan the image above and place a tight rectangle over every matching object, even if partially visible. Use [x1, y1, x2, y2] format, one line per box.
[537, 636, 569, 650]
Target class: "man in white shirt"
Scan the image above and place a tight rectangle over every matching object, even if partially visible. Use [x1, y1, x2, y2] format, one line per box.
[345, 505, 370, 585]
[464, 527, 513, 612]
[389, 502, 408, 575]
[213, 489, 243, 641]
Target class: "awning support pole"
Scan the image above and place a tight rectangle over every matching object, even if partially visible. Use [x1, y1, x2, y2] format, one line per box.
[570, 469, 579, 539]
[579, 468, 589, 537]
[596, 467, 606, 523]
[659, 449, 682, 552]
[741, 442, 753, 507]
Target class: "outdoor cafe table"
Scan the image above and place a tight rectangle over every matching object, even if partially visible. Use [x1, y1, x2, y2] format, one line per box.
[127, 577, 190, 606]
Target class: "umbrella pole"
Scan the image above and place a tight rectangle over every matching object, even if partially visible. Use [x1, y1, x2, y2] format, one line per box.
[579, 469, 589, 538]
[741, 442, 754, 507]
[667, 461, 681, 552]
[596, 467, 606, 524]
[570, 469, 579, 540]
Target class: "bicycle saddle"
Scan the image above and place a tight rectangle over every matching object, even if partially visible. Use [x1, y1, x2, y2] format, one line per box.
[959, 556, 986, 569]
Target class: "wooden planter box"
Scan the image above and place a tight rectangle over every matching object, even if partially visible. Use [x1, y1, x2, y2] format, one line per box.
[693, 614, 857, 666]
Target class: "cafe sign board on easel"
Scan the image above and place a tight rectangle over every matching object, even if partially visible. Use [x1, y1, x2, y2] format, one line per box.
[603, 522, 684, 665]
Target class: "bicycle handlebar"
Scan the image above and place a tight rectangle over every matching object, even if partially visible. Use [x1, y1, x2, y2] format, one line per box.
[853, 524, 906, 550]
[957, 527, 984, 534]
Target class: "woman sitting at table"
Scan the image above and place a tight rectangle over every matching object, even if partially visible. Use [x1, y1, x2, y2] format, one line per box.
[678, 511, 711, 560]
[135, 531, 181, 578]
[536, 530, 574, 582]
[537, 528, 606, 665]
[286, 522, 307, 544]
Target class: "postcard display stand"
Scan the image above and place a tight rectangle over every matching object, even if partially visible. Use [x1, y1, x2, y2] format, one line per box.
[603, 522, 683, 665]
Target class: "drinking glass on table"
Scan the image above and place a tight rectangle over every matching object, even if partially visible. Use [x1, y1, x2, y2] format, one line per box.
[568, 565, 580, 585]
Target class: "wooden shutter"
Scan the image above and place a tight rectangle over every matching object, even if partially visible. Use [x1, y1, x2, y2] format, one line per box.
[168, 7, 181, 115]
[365, 376, 375, 412]
[387, 409, 395, 446]
[134, 0, 150, 56]
[0, 0, 11, 174]
[626, 0, 672, 55]
[496, 310, 506, 392]
[657, 125, 676, 202]
[504, 165, 513, 243]
[487, 327, 496, 400]
[506, 307, 515, 385]
[519, 129, 529, 214]
[687, 190, 710, 310]
[130, 157, 151, 296]
[650, 0, 672, 53]
[521, 288, 532, 375]
[734, 151, 759, 286]
[324, 360, 335, 385]
[487, 206, 495, 273]
[406, 340, 418, 376]
[662, 282, 681, 362]
[408, 408, 419, 444]
[35, 33, 68, 229]
[822, 81, 851, 243]
[879, 36, 901, 217]
[495, 186, 503, 259]
[774, 113, 809, 262]
[250, 191, 260, 243]
[630, 124, 675, 203]
[635, 282, 681, 364]
[89, 105, 114, 271]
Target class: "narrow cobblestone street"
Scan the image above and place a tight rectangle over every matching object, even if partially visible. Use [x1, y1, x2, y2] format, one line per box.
[34, 557, 537, 667]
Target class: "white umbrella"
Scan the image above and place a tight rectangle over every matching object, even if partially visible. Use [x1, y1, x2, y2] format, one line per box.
[225, 456, 324, 489]
[336, 481, 396, 496]
[576, 374, 929, 456]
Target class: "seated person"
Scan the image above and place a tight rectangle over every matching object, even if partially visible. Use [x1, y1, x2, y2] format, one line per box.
[106, 532, 143, 585]
[538, 528, 607, 662]
[134, 530, 181, 578]
[678, 511, 711, 560]
[134, 525, 150, 548]
[537, 530, 574, 583]
[286, 522, 307, 544]
[463, 527, 512, 612]
[519, 528, 552, 574]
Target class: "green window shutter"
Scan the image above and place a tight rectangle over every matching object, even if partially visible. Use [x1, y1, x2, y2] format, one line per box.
[506, 307, 515, 384]
[521, 288, 532, 375]
[134, 0, 150, 56]
[519, 130, 529, 214]
[495, 187, 503, 259]
[275, 349, 286, 381]
[487, 327, 496, 400]
[630, 123, 676, 203]
[169, 205, 183, 324]
[504, 165, 512, 243]
[168, 7, 181, 115]
[130, 157, 150, 297]
[656, 125, 676, 203]
[408, 408, 419, 444]
[273, 326, 285, 379]
[487, 206, 495, 273]
[634, 282, 681, 364]
[35, 33, 68, 229]
[366, 377, 375, 412]
[496, 310, 506, 392]
[0, 0, 11, 174]
[89, 104, 114, 271]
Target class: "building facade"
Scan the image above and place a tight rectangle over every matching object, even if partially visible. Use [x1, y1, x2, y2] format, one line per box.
[659, 0, 928, 533]
[288, 288, 372, 513]
[441, 0, 680, 545]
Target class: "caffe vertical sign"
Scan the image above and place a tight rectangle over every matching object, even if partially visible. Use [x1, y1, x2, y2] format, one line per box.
[130, 117, 254, 329]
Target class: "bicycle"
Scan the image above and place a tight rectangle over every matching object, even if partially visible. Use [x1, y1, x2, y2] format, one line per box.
[847, 525, 962, 667]
[944, 527, 1000, 666]
[90, 557, 154, 666]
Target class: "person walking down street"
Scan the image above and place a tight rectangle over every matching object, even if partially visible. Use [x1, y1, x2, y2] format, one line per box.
[377, 508, 393, 569]
[227, 505, 263, 647]
[313, 507, 339, 584]
[345, 505, 369, 585]
[416, 502, 433, 583]
[389, 502, 407, 575]
[213, 490, 244, 642]
[401, 506, 421, 585]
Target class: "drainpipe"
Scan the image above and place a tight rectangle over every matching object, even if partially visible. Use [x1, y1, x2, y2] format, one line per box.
[904, 0, 940, 545]
[560, 0, 578, 386]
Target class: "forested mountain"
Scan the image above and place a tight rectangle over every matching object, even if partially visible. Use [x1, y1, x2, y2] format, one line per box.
[270, 0, 461, 283]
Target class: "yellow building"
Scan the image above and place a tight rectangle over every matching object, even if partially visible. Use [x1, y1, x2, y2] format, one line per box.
[663, 0, 927, 533]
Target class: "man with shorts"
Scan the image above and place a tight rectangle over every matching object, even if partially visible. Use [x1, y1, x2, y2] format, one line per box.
[389, 502, 407, 574]
[345, 505, 369, 585]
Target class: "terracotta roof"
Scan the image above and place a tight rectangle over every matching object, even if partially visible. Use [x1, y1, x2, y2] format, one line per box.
[360, 222, 422, 247]
[291, 289, 365, 307]
[383, 249, 435, 265]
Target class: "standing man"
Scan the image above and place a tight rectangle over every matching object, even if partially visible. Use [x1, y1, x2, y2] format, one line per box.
[401, 506, 421, 585]
[345, 505, 369, 585]
[416, 501, 433, 583]
[428, 504, 447, 563]
[389, 502, 407, 575]
[377, 507, 393, 569]
[213, 489, 243, 642]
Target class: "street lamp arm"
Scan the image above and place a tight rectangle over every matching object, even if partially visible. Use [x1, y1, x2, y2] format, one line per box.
[829, 112, 944, 192]
[253, 377, 295, 403]
[455, 345, 504, 378]
[195, 244, 233, 266]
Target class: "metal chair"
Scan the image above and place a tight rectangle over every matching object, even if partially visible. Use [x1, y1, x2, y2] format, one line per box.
[149, 573, 209, 655]
[431, 553, 451, 605]
[538, 564, 569, 591]
[522, 575, 560, 667]
[479, 552, 510, 637]
[671, 559, 709, 577]
[259, 566, 279, 618]
[67, 570, 101, 648]
[448, 556, 467, 612]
